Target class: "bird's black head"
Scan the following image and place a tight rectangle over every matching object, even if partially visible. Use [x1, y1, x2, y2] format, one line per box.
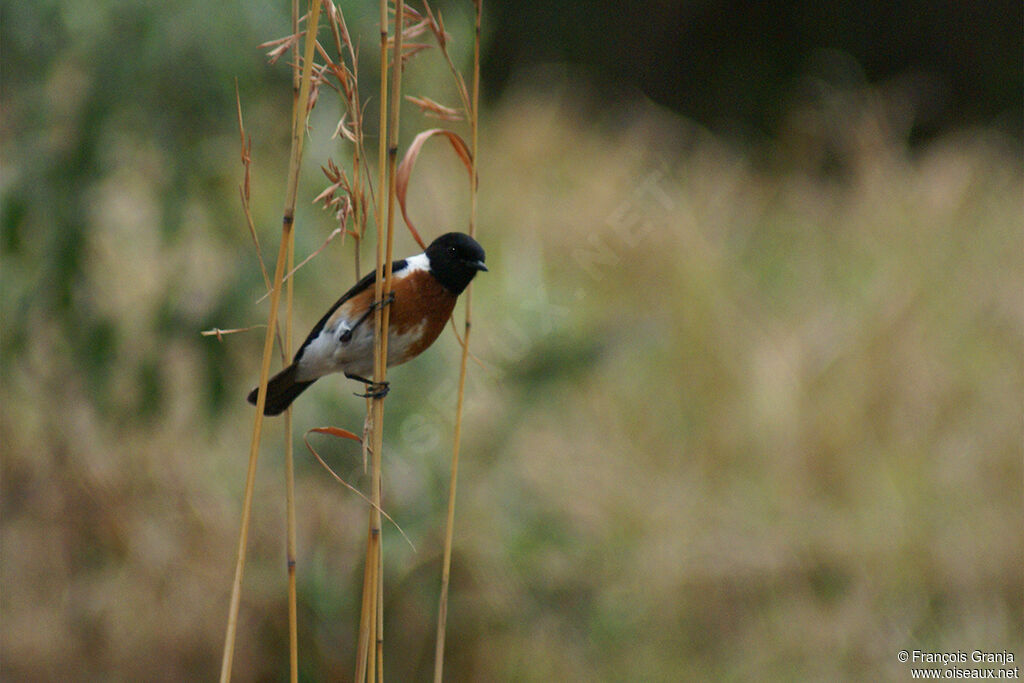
[425, 232, 487, 294]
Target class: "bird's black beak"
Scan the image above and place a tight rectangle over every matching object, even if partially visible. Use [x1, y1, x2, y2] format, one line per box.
[470, 260, 488, 272]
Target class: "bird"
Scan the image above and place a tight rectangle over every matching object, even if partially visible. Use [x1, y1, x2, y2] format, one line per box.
[247, 232, 487, 416]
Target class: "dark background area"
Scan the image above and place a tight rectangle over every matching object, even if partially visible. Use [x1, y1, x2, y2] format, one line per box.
[482, 0, 1023, 142]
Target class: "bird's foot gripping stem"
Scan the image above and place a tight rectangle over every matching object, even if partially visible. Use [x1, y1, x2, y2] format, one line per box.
[346, 373, 391, 399]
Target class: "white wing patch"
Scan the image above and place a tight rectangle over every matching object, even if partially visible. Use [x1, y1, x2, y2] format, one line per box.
[403, 252, 430, 273]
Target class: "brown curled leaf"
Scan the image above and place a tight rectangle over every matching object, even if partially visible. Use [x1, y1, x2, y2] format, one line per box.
[395, 128, 473, 249]
[308, 426, 362, 442]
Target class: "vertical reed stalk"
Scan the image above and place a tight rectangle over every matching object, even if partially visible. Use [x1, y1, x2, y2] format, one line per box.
[434, 3, 481, 680]
[284, 247, 298, 683]
[355, 0, 403, 679]
[284, 2, 301, 681]
[219, 2, 321, 681]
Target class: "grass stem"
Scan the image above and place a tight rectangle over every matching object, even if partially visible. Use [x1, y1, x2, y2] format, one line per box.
[284, 2, 301, 680]
[434, 3, 481, 680]
[355, 0, 403, 678]
[218, 2, 321, 680]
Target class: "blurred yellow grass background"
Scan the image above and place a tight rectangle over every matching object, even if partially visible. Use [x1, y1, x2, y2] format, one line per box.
[2, 12, 1022, 681]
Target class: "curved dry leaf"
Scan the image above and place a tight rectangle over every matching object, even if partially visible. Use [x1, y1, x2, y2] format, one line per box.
[395, 128, 473, 249]
[309, 425, 362, 442]
[303, 427, 415, 550]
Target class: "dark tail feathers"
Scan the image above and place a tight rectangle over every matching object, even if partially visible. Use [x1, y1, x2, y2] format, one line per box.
[247, 364, 315, 416]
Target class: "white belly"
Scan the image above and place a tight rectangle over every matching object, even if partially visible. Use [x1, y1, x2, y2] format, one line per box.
[296, 319, 426, 381]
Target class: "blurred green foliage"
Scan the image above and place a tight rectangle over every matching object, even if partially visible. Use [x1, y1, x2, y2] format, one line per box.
[2, 0, 292, 415]
[2, 2, 1022, 681]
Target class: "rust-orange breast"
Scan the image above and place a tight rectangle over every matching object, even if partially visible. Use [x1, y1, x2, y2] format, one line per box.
[388, 269, 457, 361]
[332, 267, 456, 366]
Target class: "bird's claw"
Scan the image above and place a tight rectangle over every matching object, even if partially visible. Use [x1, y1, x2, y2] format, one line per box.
[355, 381, 390, 399]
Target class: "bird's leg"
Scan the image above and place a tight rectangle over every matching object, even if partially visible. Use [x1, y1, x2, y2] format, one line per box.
[345, 372, 390, 399]
[339, 292, 396, 343]
[371, 291, 396, 313]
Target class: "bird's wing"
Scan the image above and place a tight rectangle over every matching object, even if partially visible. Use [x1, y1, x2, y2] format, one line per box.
[293, 258, 409, 361]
